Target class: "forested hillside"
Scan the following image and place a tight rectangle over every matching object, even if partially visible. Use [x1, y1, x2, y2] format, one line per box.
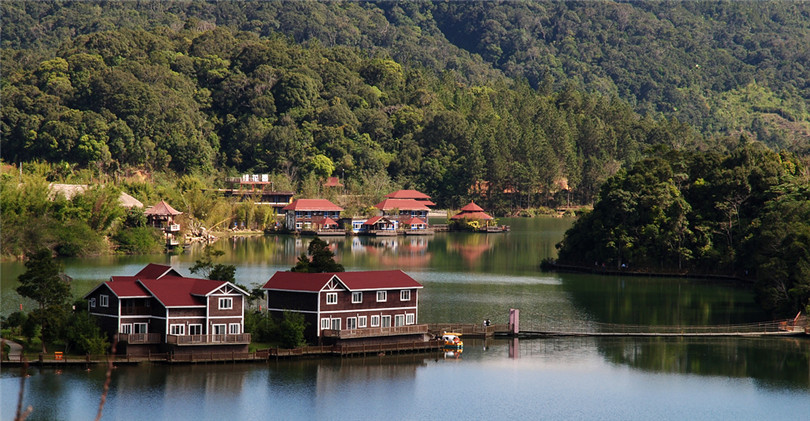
[2, 1, 809, 210]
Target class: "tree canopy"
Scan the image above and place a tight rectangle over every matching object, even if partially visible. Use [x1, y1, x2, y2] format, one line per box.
[291, 237, 344, 273]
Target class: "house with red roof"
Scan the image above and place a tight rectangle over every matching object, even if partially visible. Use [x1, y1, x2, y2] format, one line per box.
[262, 270, 425, 343]
[282, 198, 345, 235]
[373, 198, 432, 230]
[84, 263, 249, 356]
[384, 189, 436, 207]
[451, 201, 508, 232]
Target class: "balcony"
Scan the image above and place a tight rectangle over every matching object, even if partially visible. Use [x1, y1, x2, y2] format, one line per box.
[115, 333, 162, 344]
[167, 333, 252, 346]
[321, 324, 428, 339]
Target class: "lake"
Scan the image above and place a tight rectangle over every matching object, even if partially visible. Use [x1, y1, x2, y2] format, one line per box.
[3, 217, 810, 420]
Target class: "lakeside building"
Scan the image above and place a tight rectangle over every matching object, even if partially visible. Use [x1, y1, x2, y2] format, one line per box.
[372, 198, 432, 230]
[384, 189, 436, 207]
[144, 200, 183, 246]
[262, 270, 426, 344]
[84, 264, 250, 356]
[216, 174, 295, 217]
[282, 198, 345, 235]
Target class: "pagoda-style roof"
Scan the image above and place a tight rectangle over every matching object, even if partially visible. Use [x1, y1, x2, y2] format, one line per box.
[144, 200, 182, 216]
[323, 177, 344, 188]
[402, 217, 427, 225]
[451, 202, 493, 220]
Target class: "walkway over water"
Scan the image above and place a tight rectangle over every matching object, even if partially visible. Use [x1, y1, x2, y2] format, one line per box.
[430, 317, 807, 339]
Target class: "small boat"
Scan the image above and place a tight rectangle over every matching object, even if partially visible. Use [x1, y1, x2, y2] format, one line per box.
[441, 332, 463, 350]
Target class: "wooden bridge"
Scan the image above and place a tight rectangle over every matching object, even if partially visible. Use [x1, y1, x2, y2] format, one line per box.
[429, 315, 808, 339]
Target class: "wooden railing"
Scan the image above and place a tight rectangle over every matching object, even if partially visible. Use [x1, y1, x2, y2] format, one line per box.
[115, 333, 162, 344]
[322, 324, 428, 339]
[166, 333, 251, 345]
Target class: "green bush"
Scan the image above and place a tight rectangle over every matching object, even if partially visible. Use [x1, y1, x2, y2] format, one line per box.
[113, 226, 164, 254]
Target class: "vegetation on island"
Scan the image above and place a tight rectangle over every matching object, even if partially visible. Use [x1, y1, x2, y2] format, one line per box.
[554, 144, 810, 316]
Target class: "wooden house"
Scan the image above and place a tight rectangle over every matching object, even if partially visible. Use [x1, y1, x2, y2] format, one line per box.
[84, 263, 250, 356]
[262, 270, 425, 343]
[218, 175, 295, 217]
[361, 216, 397, 236]
[282, 199, 345, 234]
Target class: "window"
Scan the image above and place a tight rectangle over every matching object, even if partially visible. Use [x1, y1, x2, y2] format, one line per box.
[381, 315, 391, 327]
[120, 324, 132, 334]
[326, 292, 338, 305]
[229, 323, 240, 334]
[331, 318, 341, 330]
[352, 292, 363, 303]
[213, 324, 226, 335]
[100, 294, 109, 307]
[358, 316, 367, 328]
[170, 324, 185, 335]
[321, 318, 330, 330]
[406, 313, 415, 325]
[219, 297, 233, 310]
[370, 315, 380, 327]
[134, 323, 148, 334]
[376, 291, 387, 302]
[395, 315, 405, 327]
[400, 290, 411, 301]
[347, 317, 357, 330]
[189, 324, 202, 335]
[89, 298, 96, 308]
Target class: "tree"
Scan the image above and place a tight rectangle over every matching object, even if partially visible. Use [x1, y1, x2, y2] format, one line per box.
[190, 247, 236, 283]
[16, 249, 72, 352]
[291, 237, 344, 272]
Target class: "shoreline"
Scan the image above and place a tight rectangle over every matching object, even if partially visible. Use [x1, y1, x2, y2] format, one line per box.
[543, 261, 753, 284]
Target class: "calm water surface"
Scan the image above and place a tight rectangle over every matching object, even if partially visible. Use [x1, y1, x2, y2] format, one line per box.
[3, 217, 810, 420]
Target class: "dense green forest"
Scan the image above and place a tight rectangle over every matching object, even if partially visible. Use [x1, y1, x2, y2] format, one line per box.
[3, 1, 809, 208]
[555, 144, 810, 316]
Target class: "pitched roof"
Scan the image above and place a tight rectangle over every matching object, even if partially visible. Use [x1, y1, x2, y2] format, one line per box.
[385, 190, 431, 200]
[451, 211, 493, 220]
[373, 198, 431, 211]
[48, 183, 143, 208]
[323, 177, 343, 187]
[459, 201, 485, 212]
[135, 263, 181, 279]
[403, 217, 427, 225]
[263, 270, 423, 292]
[144, 200, 182, 216]
[138, 277, 230, 307]
[363, 216, 388, 225]
[102, 279, 152, 298]
[282, 199, 344, 211]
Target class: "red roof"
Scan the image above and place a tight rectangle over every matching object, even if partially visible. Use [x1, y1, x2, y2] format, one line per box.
[139, 277, 229, 307]
[323, 177, 343, 187]
[322, 217, 338, 226]
[363, 216, 383, 225]
[403, 217, 427, 225]
[135, 263, 180, 279]
[451, 211, 493, 220]
[459, 201, 485, 212]
[144, 200, 182, 216]
[373, 198, 431, 211]
[385, 190, 431, 200]
[104, 279, 151, 298]
[263, 270, 423, 292]
[282, 199, 343, 212]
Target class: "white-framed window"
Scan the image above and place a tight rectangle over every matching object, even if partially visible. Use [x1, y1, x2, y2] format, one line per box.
[376, 291, 387, 302]
[326, 292, 338, 305]
[170, 324, 185, 335]
[358, 316, 367, 328]
[321, 318, 330, 330]
[352, 292, 362, 303]
[89, 298, 96, 308]
[395, 314, 405, 327]
[331, 318, 341, 330]
[406, 313, 415, 325]
[400, 290, 411, 301]
[370, 315, 380, 327]
[189, 324, 202, 335]
[134, 323, 148, 334]
[229, 323, 240, 334]
[100, 294, 109, 307]
[120, 324, 132, 334]
[381, 315, 391, 327]
[219, 297, 233, 310]
[347, 317, 357, 330]
[213, 324, 226, 335]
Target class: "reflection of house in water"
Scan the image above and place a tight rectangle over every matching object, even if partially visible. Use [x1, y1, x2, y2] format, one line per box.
[314, 355, 428, 395]
[449, 235, 495, 266]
